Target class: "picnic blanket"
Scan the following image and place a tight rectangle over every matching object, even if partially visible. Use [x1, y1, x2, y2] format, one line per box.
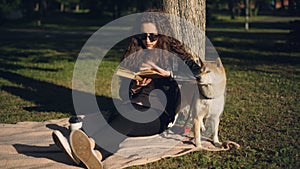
[0, 118, 240, 169]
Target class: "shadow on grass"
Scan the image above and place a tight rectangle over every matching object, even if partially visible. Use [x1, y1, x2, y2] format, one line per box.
[207, 30, 288, 44]
[0, 62, 60, 72]
[0, 28, 127, 64]
[0, 69, 115, 116]
[0, 27, 125, 121]
[13, 143, 77, 167]
[208, 21, 292, 30]
[207, 29, 300, 67]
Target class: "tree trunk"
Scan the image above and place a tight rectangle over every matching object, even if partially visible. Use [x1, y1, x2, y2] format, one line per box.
[229, 0, 236, 19]
[75, 4, 80, 12]
[281, 0, 285, 10]
[163, 0, 206, 63]
[60, 3, 64, 12]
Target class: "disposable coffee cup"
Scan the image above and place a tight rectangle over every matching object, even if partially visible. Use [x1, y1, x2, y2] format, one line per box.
[69, 116, 83, 131]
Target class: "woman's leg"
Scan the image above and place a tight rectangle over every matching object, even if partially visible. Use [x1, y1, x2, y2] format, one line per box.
[52, 130, 81, 165]
[66, 103, 171, 168]
[70, 130, 103, 169]
[85, 104, 170, 155]
[109, 104, 170, 137]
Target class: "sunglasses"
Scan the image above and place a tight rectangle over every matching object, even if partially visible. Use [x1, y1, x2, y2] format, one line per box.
[139, 33, 159, 42]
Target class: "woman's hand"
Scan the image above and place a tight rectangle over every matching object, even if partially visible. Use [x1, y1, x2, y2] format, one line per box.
[136, 78, 152, 87]
[131, 78, 152, 93]
[140, 61, 171, 77]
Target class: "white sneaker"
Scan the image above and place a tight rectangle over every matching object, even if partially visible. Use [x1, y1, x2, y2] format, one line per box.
[52, 130, 81, 165]
[70, 130, 103, 169]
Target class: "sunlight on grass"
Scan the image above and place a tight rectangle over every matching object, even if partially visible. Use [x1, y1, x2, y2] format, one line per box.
[215, 15, 300, 23]
[0, 14, 299, 168]
[207, 27, 290, 33]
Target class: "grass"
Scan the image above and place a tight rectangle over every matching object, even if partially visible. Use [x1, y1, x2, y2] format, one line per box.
[0, 13, 299, 168]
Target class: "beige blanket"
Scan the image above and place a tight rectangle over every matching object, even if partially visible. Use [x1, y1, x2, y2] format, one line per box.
[0, 118, 239, 169]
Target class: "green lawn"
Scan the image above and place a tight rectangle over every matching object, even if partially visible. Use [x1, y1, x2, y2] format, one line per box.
[0, 14, 299, 168]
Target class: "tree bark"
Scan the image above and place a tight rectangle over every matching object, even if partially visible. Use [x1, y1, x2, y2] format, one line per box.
[281, 0, 285, 10]
[163, 0, 206, 63]
[60, 3, 64, 12]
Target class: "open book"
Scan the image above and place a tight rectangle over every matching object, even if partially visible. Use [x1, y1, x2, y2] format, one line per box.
[116, 67, 165, 81]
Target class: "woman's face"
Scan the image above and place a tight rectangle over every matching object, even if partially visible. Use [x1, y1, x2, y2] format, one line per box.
[140, 22, 159, 49]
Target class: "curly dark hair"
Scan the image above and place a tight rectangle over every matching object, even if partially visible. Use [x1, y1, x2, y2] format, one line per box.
[120, 9, 203, 71]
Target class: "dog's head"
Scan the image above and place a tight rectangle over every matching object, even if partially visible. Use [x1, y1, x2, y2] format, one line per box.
[195, 65, 213, 86]
[195, 59, 226, 99]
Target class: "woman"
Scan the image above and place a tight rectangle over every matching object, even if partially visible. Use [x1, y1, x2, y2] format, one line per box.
[53, 11, 203, 169]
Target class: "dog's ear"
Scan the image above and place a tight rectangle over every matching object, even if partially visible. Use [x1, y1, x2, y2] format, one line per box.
[200, 65, 207, 75]
[216, 57, 222, 68]
[195, 65, 204, 82]
[216, 60, 221, 68]
[200, 65, 211, 75]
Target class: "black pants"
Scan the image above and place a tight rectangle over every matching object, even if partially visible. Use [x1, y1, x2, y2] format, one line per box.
[84, 102, 171, 156]
[109, 103, 170, 137]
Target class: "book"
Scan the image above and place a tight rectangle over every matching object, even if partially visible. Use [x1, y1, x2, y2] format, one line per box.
[116, 67, 165, 81]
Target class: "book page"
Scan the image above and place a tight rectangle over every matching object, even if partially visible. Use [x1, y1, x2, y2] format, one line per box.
[116, 68, 164, 80]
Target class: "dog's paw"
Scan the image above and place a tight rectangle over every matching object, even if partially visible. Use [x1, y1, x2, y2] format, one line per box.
[195, 142, 202, 148]
[213, 141, 222, 148]
[201, 125, 206, 132]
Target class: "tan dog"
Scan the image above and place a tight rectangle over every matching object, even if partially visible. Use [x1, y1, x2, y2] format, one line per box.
[194, 57, 226, 147]
[177, 57, 226, 148]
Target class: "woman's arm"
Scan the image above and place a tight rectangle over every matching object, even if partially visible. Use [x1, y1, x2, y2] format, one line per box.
[140, 61, 171, 78]
[119, 77, 153, 100]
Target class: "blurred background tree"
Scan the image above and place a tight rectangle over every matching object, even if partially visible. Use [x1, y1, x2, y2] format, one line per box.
[56, 0, 80, 12]
[0, 0, 22, 23]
